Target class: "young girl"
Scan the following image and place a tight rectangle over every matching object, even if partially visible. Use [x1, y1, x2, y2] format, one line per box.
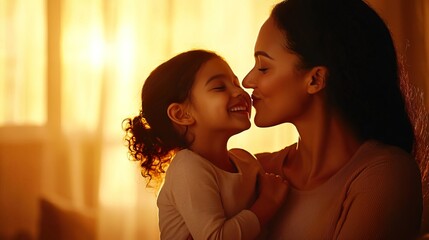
[123, 49, 288, 240]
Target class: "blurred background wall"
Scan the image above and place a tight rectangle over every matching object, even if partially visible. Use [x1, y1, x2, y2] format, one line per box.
[0, 0, 427, 239]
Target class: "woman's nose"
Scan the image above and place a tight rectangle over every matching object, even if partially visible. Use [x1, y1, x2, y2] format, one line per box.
[242, 70, 255, 89]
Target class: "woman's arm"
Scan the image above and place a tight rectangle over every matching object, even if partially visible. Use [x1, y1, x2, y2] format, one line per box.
[335, 155, 422, 240]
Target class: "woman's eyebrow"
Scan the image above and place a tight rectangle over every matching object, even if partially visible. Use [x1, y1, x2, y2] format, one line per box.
[254, 51, 274, 60]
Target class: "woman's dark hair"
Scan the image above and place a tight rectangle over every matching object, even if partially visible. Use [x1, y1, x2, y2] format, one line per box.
[271, 0, 415, 153]
[123, 49, 221, 185]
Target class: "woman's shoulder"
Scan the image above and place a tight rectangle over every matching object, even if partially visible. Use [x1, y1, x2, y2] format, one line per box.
[357, 140, 416, 167]
[255, 143, 296, 161]
[229, 148, 255, 160]
[350, 140, 421, 185]
[229, 148, 264, 173]
[254, 143, 297, 173]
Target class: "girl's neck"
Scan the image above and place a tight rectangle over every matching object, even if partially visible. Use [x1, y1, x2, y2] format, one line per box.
[189, 137, 238, 173]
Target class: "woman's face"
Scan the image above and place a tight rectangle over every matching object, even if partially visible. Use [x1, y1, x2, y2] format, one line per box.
[243, 17, 312, 127]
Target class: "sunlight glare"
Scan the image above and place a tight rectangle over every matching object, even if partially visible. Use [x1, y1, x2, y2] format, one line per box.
[88, 34, 105, 69]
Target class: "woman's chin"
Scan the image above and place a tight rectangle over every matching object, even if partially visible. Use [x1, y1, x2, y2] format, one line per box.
[254, 120, 272, 128]
[254, 116, 279, 128]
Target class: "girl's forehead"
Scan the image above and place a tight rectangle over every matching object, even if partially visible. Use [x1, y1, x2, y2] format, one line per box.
[194, 58, 234, 84]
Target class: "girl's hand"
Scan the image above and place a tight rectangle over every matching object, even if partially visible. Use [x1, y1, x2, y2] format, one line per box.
[258, 172, 289, 208]
[250, 172, 289, 228]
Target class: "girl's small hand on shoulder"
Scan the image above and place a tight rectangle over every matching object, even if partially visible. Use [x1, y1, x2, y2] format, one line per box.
[250, 172, 289, 228]
[259, 172, 289, 207]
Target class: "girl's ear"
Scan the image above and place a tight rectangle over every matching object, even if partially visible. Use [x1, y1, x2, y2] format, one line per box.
[167, 103, 195, 126]
[306, 66, 327, 94]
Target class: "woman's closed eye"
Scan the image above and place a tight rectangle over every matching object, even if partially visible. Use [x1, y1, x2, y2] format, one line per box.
[258, 68, 268, 73]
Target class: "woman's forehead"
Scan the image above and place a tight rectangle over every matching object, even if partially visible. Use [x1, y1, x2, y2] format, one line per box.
[255, 18, 288, 55]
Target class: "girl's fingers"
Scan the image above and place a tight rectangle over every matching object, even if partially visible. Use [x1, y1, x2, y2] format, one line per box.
[264, 172, 288, 184]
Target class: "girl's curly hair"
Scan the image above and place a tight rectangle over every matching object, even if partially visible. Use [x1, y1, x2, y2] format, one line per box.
[123, 49, 221, 186]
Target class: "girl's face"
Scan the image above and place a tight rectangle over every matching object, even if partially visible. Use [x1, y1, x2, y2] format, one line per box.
[243, 17, 312, 127]
[188, 57, 251, 137]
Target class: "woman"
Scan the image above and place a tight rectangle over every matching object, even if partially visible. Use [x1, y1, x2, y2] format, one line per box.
[243, 0, 423, 239]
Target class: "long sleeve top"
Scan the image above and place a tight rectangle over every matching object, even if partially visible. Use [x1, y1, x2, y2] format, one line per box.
[157, 148, 262, 240]
[257, 140, 423, 240]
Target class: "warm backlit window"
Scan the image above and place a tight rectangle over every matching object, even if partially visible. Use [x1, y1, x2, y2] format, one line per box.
[0, 0, 46, 125]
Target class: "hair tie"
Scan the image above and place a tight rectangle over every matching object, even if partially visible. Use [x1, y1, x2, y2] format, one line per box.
[140, 110, 151, 129]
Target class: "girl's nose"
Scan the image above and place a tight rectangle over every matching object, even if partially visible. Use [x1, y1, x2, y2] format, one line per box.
[232, 87, 250, 101]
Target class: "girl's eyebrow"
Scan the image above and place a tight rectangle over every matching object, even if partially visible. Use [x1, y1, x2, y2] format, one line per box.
[205, 74, 227, 86]
[254, 51, 274, 60]
[206, 74, 238, 86]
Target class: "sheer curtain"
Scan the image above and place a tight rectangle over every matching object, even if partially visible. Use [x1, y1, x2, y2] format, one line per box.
[0, 0, 427, 239]
[1, 0, 296, 239]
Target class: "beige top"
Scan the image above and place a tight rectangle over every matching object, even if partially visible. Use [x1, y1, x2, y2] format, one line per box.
[157, 149, 262, 240]
[257, 140, 422, 240]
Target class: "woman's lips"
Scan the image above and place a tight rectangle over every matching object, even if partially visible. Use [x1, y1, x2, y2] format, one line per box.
[251, 94, 261, 106]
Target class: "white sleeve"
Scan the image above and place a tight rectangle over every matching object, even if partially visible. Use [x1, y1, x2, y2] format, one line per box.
[166, 156, 260, 240]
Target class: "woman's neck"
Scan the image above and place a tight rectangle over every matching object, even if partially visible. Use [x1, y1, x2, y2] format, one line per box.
[287, 110, 363, 190]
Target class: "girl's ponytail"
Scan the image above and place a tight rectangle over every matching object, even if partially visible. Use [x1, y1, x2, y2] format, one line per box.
[123, 113, 175, 186]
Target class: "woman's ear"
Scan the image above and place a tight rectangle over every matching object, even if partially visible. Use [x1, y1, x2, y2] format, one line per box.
[307, 66, 327, 94]
[167, 103, 195, 126]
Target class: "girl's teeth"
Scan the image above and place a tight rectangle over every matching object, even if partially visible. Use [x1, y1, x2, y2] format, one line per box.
[230, 106, 246, 112]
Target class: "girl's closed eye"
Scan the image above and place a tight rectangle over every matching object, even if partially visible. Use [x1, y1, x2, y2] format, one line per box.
[212, 85, 226, 91]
